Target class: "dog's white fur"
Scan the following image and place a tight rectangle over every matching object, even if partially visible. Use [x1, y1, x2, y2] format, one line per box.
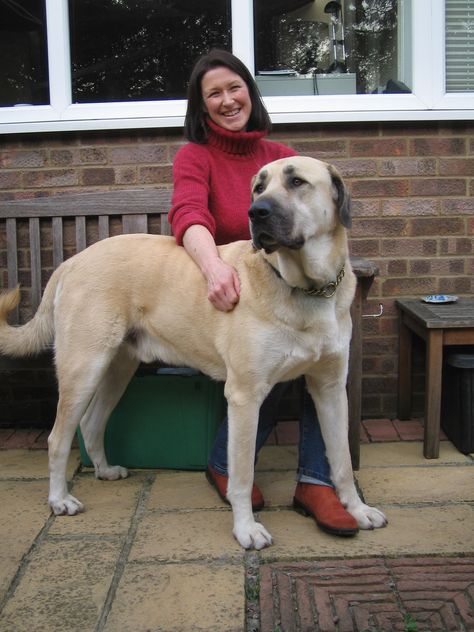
[0, 157, 386, 549]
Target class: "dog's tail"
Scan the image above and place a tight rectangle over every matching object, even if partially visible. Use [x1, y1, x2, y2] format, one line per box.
[0, 267, 62, 357]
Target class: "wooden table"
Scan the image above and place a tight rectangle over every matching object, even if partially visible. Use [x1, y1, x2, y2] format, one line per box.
[396, 297, 474, 458]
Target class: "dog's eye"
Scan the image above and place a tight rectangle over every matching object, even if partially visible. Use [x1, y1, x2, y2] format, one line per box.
[254, 183, 265, 194]
[292, 177, 305, 187]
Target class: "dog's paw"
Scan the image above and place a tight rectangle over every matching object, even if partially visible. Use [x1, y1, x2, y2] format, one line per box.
[351, 503, 388, 530]
[49, 494, 84, 516]
[96, 465, 129, 481]
[233, 521, 273, 550]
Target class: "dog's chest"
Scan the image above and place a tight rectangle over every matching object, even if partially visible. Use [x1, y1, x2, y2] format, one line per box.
[267, 305, 349, 377]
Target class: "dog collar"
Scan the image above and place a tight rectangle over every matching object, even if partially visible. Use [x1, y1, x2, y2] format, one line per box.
[262, 255, 345, 299]
[302, 265, 345, 298]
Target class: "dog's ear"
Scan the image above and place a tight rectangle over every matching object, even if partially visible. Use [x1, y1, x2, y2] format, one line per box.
[328, 165, 352, 228]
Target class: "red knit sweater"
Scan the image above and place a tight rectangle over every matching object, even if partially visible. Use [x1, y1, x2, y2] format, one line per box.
[168, 119, 297, 246]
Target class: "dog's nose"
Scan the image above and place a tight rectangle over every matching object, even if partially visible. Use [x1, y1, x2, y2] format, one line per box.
[248, 199, 272, 222]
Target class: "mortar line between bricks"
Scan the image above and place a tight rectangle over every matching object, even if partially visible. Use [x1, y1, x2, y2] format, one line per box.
[94, 472, 156, 632]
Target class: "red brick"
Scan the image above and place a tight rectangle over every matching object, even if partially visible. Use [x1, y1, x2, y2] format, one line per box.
[139, 166, 173, 184]
[350, 138, 407, 157]
[362, 418, 399, 441]
[352, 179, 409, 198]
[410, 217, 464, 236]
[81, 168, 115, 186]
[351, 218, 408, 238]
[439, 157, 474, 175]
[410, 137, 466, 156]
[444, 197, 474, 214]
[410, 178, 466, 196]
[50, 149, 74, 166]
[382, 276, 434, 296]
[0, 171, 22, 189]
[0, 149, 47, 169]
[393, 419, 424, 440]
[439, 237, 473, 255]
[330, 158, 377, 177]
[379, 157, 436, 176]
[275, 420, 299, 445]
[21, 169, 78, 188]
[349, 239, 381, 257]
[292, 139, 348, 158]
[108, 145, 167, 164]
[79, 147, 107, 164]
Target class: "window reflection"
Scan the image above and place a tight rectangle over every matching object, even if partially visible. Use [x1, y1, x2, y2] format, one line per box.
[69, 0, 231, 103]
[254, 0, 412, 96]
[0, 0, 49, 107]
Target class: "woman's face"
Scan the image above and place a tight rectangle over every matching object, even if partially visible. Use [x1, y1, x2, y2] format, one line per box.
[201, 66, 252, 133]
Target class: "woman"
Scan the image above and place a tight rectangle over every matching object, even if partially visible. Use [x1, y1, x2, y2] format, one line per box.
[168, 49, 358, 536]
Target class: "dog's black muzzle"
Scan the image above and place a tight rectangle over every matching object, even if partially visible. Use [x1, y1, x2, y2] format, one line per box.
[249, 198, 304, 254]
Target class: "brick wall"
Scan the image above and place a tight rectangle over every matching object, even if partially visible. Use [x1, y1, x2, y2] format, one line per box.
[0, 120, 473, 426]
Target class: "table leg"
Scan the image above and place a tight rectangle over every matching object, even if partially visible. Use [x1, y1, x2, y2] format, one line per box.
[424, 329, 443, 459]
[397, 315, 412, 420]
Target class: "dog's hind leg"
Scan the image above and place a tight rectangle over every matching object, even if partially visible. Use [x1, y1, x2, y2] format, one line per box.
[79, 345, 139, 481]
[48, 348, 118, 516]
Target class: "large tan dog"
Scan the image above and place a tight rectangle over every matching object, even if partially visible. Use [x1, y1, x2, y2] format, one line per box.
[0, 157, 386, 549]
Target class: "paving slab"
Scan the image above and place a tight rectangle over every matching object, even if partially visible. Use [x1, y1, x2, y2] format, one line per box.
[258, 504, 474, 560]
[147, 470, 225, 510]
[0, 480, 50, 600]
[104, 562, 245, 632]
[48, 472, 146, 536]
[0, 448, 81, 480]
[255, 445, 297, 472]
[0, 538, 121, 632]
[359, 440, 471, 467]
[356, 464, 474, 505]
[130, 509, 244, 563]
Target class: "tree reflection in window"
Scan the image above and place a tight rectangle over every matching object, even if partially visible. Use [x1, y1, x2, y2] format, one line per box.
[69, 0, 231, 103]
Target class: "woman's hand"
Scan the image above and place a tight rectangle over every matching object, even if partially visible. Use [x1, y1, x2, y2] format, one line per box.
[182, 225, 241, 312]
[204, 257, 240, 311]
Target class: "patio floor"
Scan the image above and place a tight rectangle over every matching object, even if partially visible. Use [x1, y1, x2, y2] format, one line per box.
[0, 425, 473, 631]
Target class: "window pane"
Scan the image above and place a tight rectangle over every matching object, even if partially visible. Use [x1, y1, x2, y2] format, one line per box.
[254, 0, 412, 96]
[446, 0, 474, 92]
[69, 0, 231, 103]
[0, 0, 49, 107]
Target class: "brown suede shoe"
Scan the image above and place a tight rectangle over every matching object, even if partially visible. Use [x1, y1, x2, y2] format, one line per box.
[293, 482, 359, 536]
[205, 465, 265, 511]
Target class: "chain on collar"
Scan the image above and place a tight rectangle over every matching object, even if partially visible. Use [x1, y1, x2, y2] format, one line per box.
[302, 265, 345, 298]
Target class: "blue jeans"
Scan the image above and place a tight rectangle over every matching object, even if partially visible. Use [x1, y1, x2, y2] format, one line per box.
[208, 380, 333, 487]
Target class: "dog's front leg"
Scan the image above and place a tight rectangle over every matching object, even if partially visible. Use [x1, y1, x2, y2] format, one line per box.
[305, 374, 387, 530]
[226, 395, 272, 550]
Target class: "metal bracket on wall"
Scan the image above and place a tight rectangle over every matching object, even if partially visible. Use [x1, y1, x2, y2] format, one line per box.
[362, 303, 384, 318]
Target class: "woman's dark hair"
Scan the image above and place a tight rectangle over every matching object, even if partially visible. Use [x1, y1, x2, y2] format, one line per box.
[184, 49, 272, 143]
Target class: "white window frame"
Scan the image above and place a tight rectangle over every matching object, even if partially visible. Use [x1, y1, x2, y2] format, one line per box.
[0, 0, 472, 134]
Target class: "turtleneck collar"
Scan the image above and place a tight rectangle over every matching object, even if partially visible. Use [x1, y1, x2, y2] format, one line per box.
[205, 117, 267, 156]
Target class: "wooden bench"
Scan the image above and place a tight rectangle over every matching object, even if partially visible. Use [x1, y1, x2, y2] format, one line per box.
[0, 188, 377, 468]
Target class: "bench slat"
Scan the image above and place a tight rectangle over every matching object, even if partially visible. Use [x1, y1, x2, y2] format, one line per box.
[0, 188, 172, 218]
[52, 217, 64, 269]
[29, 218, 42, 312]
[75, 216, 87, 252]
[5, 218, 19, 323]
[123, 214, 148, 234]
[98, 216, 110, 241]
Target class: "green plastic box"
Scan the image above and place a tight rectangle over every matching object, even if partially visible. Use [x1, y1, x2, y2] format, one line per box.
[78, 368, 226, 470]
